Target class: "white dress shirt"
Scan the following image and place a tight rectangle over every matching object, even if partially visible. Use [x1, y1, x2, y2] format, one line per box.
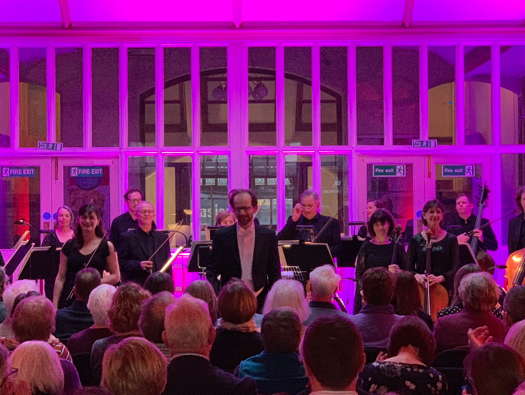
[237, 221, 255, 290]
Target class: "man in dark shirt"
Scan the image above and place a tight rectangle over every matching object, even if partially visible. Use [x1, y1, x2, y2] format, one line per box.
[277, 190, 341, 254]
[109, 188, 143, 250]
[508, 187, 525, 255]
[445, 193, 497, 254]
[118, 201, 171, 285]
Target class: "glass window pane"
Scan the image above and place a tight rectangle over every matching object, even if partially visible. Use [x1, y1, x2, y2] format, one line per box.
[0, 166, 40, 248]
[502, 155, 525, 246]
[285, 47, 312, 146]
[129, 48, 155, 147]
[501, 46, 525, 145]
[321, 155, 348, 232]
[93, 48, 119, 147]
[250, 155, 277, 227]
[357, 47, 383, 145]
[200, 155, 228, 237]
[321, 47, 347, 146]
[285, 155, 312, 217]
[56, 48, 82, 147]
[0, 49, 10, 147]
[200, 47, 228, 146]
[465, 46, 492, 145]
[164, 48, 191, 147]
[429, 46, 456, 145]
[393, 46, 419, 145]
[164, 156, 192, 247]
[128, 156, 157, 206]
[435, 164, 482, 217]
[248, 47, 276, 146]
[19, 48, 46, 148]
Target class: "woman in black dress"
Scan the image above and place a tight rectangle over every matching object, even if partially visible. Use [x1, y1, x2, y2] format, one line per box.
[354, 209, 407, 312]
[53, 204, 120, 308]
[41, 206, 75, 299]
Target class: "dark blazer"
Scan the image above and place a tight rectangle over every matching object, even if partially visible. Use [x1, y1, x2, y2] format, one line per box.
[508, 214, 524, 255]
[205, 224, 280, 293]
[118, 228, 171, 285]
[165, 354, 257, 395]
[109, 212, 137, 250]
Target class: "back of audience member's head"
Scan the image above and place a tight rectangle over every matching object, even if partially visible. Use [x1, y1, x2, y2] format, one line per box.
[108, 283, 151, 334]
[12, 296, 55, 342]
[102, 337, 167, 395]
[163, 294, 214, 355]
[0, 343, 8, 385]
[262, 279, 309, 323]
[392, 271, 421, 315]
[218, 279, 257, 324]
[11, 290, 40, 318]
[185, 280, 218, 324]
[309, 264, 341, 301]
[388, 316, 436, 365]
[505, 320, 525, 360]
[87, 284, 117, 327]
[459, 272, 498, 312]
[504, 286, 525, 326]
[74, 268, 101, 302]
[302, 316, 364, 391]
[452, 263, 481, 305]
[9, 341, 64, 395]
[2, 280, 39, 317]
[0, 267, 7, 300]
[139, 291, 175, 344]
[74, 388, 111, 395]
[362, 267, 394, 306]
[144, 272, 174, 295]
[465, 343, 525, 395]
[262, 308, 302, 353]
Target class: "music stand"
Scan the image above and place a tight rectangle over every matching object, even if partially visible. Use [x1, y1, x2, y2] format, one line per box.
[14, 246, 59, 282]
[336, 236, 363, 267]
[188, 241, 213, 273]
[4, 241, 32, 278]
[280, 242, 333, 284]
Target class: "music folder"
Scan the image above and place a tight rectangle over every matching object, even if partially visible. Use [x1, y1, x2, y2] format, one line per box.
[15, 246, 60, 282]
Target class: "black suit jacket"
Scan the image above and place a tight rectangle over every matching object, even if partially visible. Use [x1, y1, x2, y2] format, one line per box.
[118, 229, 171, 285]
[508, 214, 525, 255]
[109, 212, 137, 250]
[164, 355, 257, 395]
[206, 224, 280, 293]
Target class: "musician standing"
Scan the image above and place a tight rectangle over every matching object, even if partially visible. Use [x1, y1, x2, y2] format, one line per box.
[117, 201, 171, 286]
[277, 190, 341, 253]
[445, 193, 498, 253]
[508, 186, 525, 255]
[109, 188, 143, 250]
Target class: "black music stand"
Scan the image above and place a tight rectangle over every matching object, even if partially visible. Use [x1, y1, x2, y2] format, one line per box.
[335, 236, 363, 267]
[280, 242, 333, 284]
[188, 241, 213, 273]
[19, 246, 60, 282]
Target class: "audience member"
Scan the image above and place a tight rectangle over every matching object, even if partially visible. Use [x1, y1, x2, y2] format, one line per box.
[0, 267, 7, 323]
[55, 268, 101, 343]
[90, 282, 150, 385]
[505, 319, 525, 359]
[143, 271, 174, 295]
[0, 280, 39, 338]
[139, 291, 175, 357]
[210, 279, 263, 372]
[11, 295, 72, 362]
[302, 315, 365, 394]
[464, 343, 525, 395]
[392, 271, 433, 330]
[262, 279, 310, 325]
[303, 265, 348, 326]
[358, 316, 447, 394]
[101, 337, 167, 395]
[503, 286, 525, 328]
[237, 308, 308, 394]
[434, 272, 505, 351]
[185, 280, 218, 325]
[162, 294, 257, 395]
[0, 343, 25, 394]
[73, 388, 111, 395]
[215, 210, 236, 226]
[438, 263, 481, 318]
[350, 267, 402, 348]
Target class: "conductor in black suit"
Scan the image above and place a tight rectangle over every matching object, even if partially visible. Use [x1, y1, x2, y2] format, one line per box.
[206, 189, 280, 301]
[118, 201, 170, 285]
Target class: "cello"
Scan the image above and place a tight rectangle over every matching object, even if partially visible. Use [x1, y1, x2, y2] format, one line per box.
[470, 185, 497, 273]
[504, 248, 525, 291]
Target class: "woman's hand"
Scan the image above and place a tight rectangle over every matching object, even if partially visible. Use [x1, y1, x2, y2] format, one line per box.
[388, 264, 400, 273]
[468, 326, 493, 349]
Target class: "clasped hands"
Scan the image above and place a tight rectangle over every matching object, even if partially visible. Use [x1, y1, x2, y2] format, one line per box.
[414, 273, 445, 286]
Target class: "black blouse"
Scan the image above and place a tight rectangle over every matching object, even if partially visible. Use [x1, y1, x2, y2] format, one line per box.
[356, 240, 408, 278]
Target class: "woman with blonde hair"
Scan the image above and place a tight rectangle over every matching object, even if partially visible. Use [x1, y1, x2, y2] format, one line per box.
[505, 319, 525, 359]
[102, 337, 167, 395]
[185, 280, 218, 325]
[8, 341, 64, 395]
[262, 279, 310, 323]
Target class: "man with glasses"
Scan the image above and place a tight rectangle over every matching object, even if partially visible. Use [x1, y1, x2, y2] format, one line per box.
[206, 189, 280, 306]
[109, 188, 143, 251]
[118, 201, 171, 285]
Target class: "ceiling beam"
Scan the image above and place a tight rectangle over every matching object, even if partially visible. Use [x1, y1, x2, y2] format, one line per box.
[402, 0, 415, 28]
[58, 0, 72, 29]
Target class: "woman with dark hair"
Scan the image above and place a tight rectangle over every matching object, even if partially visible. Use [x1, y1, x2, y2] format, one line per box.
[358, 316, 447, 394]
[53, 205, 120, 309]
[354, 209, 407, 312]
[508, 186, 525, 255]
[392, 271, 433, 330]
[464, 343, 525, 395]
